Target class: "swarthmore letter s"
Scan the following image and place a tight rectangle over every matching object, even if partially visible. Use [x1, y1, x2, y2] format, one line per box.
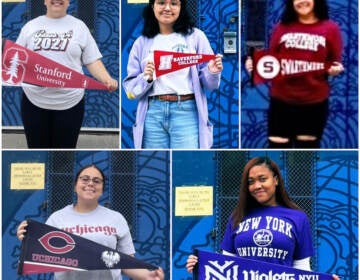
[195, 250, 333, 280]
[18, 219, 158, 275]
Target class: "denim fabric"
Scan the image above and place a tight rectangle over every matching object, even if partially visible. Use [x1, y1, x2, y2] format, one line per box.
[142, 99, 199, 149]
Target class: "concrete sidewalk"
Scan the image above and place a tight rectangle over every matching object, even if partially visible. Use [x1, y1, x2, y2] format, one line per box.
[2, 130, 119, 149]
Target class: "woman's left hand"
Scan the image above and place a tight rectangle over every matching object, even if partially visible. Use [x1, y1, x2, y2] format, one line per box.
[104, 78, 118, 92]
[327, 62, 344, 76]
[332, 274, 340, 280]
[208, 54, 223, 73]
[148, 268, 164, 280]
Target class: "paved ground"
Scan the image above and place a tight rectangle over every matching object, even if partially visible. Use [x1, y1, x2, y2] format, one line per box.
[2, 131, 119, 149]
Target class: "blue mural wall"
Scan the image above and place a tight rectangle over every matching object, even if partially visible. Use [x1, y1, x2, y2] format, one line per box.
[2, 0, 119, 129]
[2, 151, 170, 280]
[241, 0, 358, 148]
[172, 151, 358, 280]
[121, 0, 239, 148]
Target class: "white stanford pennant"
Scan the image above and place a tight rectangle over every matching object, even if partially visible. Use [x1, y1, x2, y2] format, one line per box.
[153, 50, 216, 78]
[2, 39, 109, 90]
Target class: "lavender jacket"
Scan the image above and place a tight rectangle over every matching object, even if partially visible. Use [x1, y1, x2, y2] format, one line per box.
[123, 28, 221, 149]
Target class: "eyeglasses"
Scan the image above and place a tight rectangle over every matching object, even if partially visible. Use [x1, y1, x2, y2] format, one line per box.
[78, 176, 103, 185]
[154, 0, 181, 8]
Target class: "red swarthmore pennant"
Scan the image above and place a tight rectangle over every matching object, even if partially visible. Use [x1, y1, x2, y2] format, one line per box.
[252, 49, 332, 85]
[153, 50, 216, 78]
[2, 39, 108, 90]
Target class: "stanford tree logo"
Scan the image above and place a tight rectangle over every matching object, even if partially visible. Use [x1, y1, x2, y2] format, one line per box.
[2, 46, 28, 85]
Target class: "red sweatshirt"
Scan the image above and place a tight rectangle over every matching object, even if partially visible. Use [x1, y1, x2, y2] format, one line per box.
[269, 20, 343, 105]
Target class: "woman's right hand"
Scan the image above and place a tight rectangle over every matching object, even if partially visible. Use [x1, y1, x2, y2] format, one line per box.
[144, 61, 155, 82]
[245, 56, 253, 73]
[17, 220, 28, 241]
[186, 254, 198, 273]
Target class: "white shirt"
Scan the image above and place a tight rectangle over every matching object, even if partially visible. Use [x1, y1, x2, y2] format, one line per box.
[149, 33, 194, 95]
[46, 205, 135, 280]
[16, 15, 102, 110]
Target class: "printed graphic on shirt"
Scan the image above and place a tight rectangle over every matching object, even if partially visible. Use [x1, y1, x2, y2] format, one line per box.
[33, 29, 73, 51]
[280, 32, 326, 51]
[253, 229, 273, 246]
[172, 43, 188, 53]
[235, 215, 293, 260]
[61, 224, 117, 236]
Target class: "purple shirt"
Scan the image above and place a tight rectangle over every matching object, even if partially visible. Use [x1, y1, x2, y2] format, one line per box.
[220, 206, 314, 266]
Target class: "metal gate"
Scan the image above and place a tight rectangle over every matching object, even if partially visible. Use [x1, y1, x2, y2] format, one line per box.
[2, 150, 170, 280]
[172, 151, 357, 280]
[2, 0, 119, 129]
[241, 0, 358, 148]
[121, 0, 239, 148]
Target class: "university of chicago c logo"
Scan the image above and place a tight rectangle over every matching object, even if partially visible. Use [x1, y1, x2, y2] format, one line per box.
[2, 46, 28, 85]
[38, 231, 76, 254]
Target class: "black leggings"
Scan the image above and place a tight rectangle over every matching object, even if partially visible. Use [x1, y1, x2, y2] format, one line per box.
[268, 97, 328, 148]
[21, 94, 85, 148]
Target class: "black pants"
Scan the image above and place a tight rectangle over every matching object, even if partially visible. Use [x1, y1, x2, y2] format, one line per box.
[268, 97, 328, 148]
[21, 94, 85, 148]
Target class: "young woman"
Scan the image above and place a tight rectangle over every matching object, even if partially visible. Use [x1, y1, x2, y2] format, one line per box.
[17, 165, 164, 280]
[16, 0, 118, 148]
[245, 0, 344, 148]
[123, 0, 223, 149]
[186, 157, 339, 279]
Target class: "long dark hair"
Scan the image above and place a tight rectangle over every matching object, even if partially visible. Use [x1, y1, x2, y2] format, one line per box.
[142, 0, 195, 38]
[281, 0, 329, 24]
[75, 164, 106, 190]
[231, 157, 299, 228]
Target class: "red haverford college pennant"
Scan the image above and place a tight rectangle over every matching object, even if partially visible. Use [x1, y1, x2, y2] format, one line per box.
[2, 39, 108, 90]
[153, 50, 216, 78]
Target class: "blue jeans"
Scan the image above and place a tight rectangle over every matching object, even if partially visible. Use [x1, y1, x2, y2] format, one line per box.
[143, 99, 199, 149]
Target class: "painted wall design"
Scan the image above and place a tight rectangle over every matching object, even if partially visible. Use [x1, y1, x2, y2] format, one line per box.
[2, 151, 170, 280]
[2, 0, 119, 129]
[172, 151, 358, 280]
[121, 0, 239, 148]
[241, 0, 358, 148]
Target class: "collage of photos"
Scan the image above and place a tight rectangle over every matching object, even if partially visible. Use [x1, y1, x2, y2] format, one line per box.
[1, 0, 358, 280]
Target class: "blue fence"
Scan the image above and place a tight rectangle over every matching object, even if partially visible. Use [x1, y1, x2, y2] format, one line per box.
[172, 151, 358, 280]
[2, 0, 119, 129]
[2, 151, 170, 280]
[241, 0, 358, 148]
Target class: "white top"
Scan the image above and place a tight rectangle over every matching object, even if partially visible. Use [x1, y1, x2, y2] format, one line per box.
[46, 205, 135, 280]
[16, 14, 102, 110]
[149, 32, 194, 95]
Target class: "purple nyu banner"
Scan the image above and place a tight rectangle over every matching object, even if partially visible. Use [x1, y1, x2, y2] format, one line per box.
[195, 250, 333, 280]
